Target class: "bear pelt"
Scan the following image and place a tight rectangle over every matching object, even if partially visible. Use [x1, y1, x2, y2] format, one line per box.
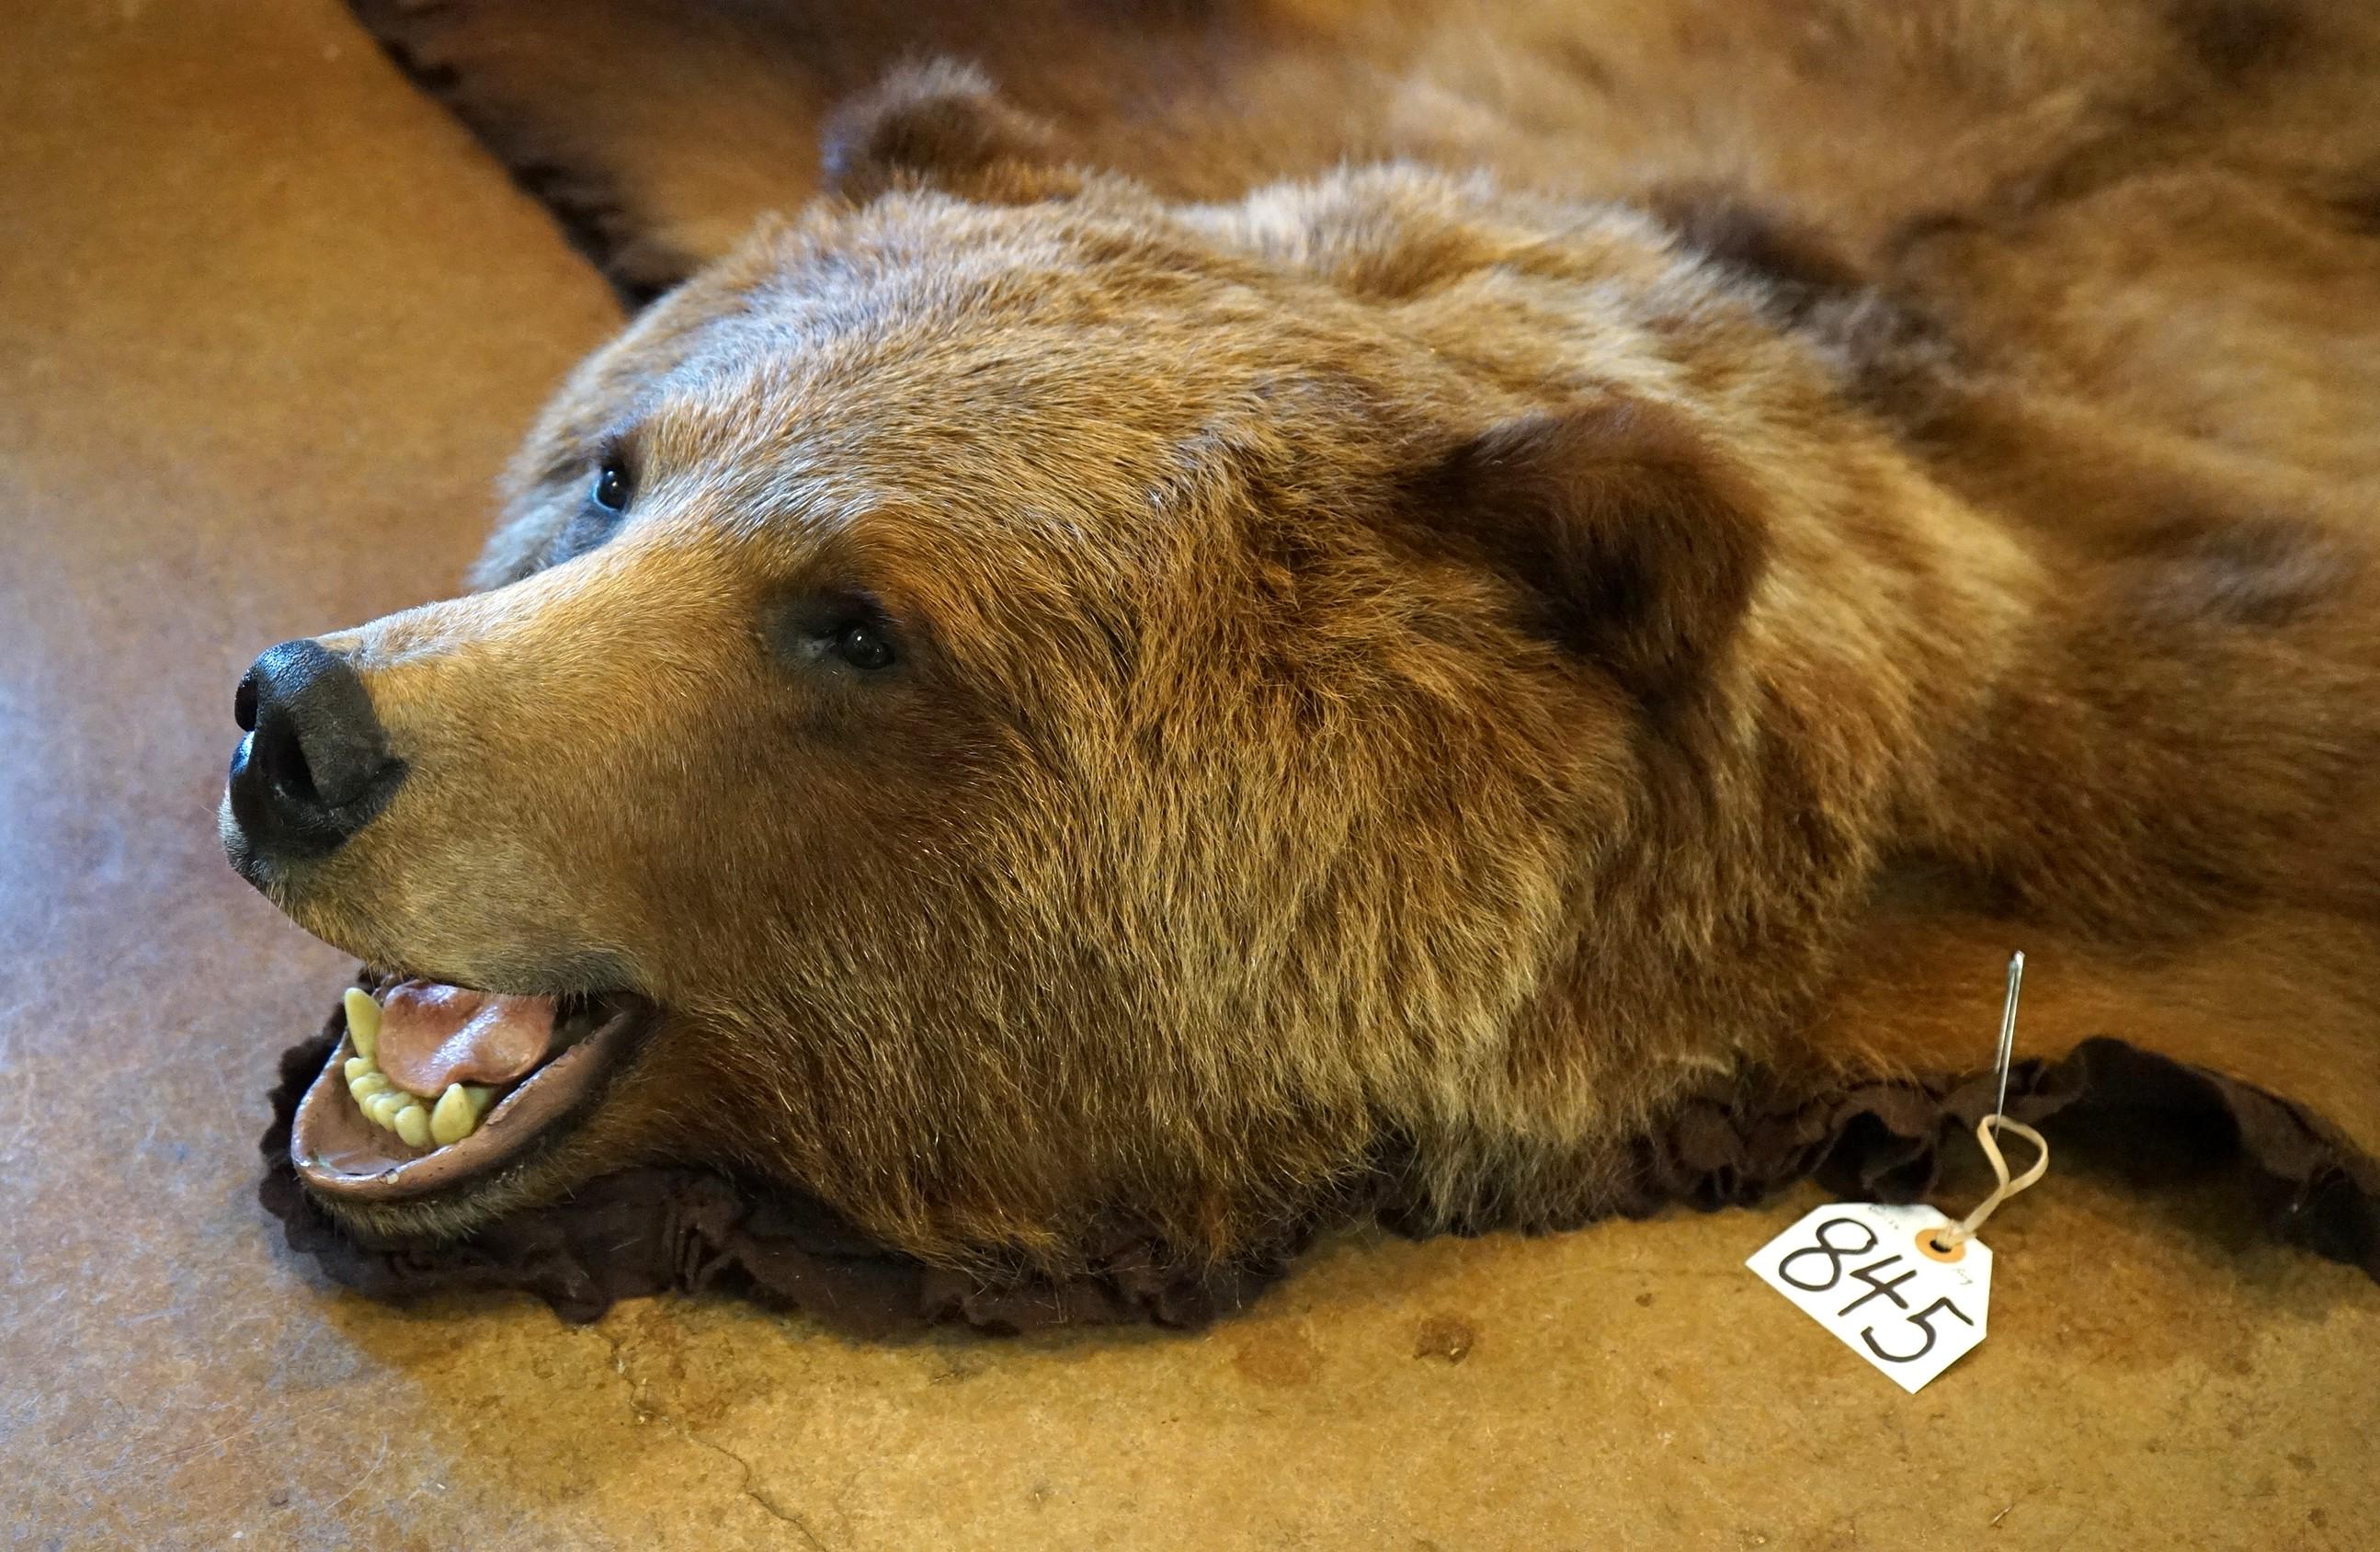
[244, 51, 2380, 1282]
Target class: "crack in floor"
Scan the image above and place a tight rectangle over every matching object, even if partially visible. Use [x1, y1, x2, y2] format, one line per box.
[687, 1432, 833, 1550]
[586, 1325, 837, 1549]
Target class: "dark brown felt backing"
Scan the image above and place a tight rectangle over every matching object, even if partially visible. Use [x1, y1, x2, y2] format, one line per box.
[262, 999, 2380, 1332]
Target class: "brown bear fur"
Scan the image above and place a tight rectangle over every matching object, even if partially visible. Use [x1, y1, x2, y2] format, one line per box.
[268, 7, 2380, 1264]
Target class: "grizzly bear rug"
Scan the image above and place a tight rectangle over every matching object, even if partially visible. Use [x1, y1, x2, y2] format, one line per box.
[243, 0, 2380, 1331]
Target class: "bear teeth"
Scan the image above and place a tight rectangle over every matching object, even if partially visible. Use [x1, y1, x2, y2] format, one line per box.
[428, 1082, 480, 1146]
[340, 987, 495, 1148]
[342, 987, 381, 1061]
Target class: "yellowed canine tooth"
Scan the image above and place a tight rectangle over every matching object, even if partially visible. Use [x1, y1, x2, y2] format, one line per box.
[393, 1102, 431, 1147]
[348, 1069, 391, 1101]
[462, 1084, 495, 1116]
[429, 1084, 476, 1147]
[343, 987, 381, 1062]
[364, 1090, 408, 1129]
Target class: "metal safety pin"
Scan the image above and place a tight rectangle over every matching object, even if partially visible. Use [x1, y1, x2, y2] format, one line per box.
[1991, 950, 2025, 1126]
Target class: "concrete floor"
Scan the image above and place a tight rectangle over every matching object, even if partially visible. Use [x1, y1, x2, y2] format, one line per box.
[3, 4, 2375, 1546]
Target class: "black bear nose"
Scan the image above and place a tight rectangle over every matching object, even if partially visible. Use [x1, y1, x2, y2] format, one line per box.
[226, 639, 404, 862]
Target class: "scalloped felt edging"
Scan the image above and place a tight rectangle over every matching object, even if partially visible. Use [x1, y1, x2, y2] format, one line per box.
[260, 1007, 2379, 1334]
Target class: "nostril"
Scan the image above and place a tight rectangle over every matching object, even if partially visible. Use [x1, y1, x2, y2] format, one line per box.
[248, 708, 321, 808]
[233, 668, 259, 733]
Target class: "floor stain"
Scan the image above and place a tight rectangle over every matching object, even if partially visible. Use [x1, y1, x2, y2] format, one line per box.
[1412, 1314, 1475, 1363]
[1231, 1321, 1325, 1387]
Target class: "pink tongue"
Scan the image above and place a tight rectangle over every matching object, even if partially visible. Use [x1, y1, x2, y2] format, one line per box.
[374, 980, 558, 1098]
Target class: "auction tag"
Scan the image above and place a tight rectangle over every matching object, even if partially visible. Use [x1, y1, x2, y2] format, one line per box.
[1745, 1202, 1992, 1393]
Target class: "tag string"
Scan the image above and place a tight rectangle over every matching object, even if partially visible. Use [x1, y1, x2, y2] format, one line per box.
[1936, 1115, 2048, 1248]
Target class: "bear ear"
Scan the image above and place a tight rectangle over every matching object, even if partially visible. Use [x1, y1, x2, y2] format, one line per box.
[1415, 397, 1768, 701]
[820, 61, 1085, 207]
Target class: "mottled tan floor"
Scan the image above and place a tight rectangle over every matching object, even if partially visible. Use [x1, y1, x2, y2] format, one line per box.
[2, 4, 2375, 1548]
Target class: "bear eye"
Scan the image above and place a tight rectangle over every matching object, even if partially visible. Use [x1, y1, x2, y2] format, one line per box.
[778, 590, 905, 678]
[833, 621, 896, 671]
[590, 458, 632, 513]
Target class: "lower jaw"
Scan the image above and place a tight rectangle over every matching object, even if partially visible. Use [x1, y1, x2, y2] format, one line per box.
[290, 979, 657, 1237]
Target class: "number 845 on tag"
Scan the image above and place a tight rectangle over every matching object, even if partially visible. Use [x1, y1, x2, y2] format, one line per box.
[1745, 1203, 1992, 1394]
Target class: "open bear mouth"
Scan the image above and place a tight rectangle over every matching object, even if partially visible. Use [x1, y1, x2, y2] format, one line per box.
[290, 972, 655, 1203]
